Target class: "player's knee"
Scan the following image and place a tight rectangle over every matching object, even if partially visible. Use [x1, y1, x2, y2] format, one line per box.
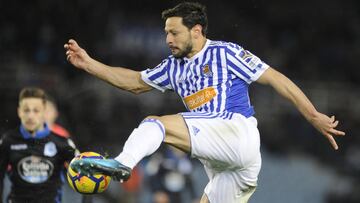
[141, 116, 166, 138]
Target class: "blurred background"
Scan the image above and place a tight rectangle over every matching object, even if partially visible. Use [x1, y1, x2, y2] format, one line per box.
[1, 0, 359, 202]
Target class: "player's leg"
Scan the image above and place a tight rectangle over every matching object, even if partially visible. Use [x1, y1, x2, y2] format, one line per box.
[147, 114, 191, 153]
[183, 113, 261, 202]
[114, 114, 190, 167]
[200, 188, 257, 203]
[201, 168, 258, 203]
[70, 114, 190, 181]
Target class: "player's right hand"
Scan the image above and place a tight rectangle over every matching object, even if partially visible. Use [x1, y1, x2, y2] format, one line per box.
[64, 39, 91, 70]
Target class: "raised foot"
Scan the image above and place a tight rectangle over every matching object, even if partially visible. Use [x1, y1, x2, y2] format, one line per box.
[70, 158, 131, 182]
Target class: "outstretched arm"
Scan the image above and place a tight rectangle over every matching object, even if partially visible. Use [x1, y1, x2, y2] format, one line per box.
[64, 39, 152, 94]
[256, 67, 345, 150]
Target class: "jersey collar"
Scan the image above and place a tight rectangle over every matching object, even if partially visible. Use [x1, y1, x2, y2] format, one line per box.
[19, 124, 51, 139]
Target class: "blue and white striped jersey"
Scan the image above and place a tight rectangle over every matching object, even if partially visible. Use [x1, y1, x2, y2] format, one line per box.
[141, 40, 269, 118]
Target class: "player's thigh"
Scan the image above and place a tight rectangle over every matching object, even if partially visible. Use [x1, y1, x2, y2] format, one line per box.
[185, 115, 260, 168]
[204, 170, 257, 203]
[146, 114, 190, 153]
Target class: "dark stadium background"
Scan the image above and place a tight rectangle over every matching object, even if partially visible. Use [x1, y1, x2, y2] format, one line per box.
[1, 0, 359, 202]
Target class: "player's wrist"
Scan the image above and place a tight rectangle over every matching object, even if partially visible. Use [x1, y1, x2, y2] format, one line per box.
[83, 58, 98, 73]
[305, 108, 319, 121]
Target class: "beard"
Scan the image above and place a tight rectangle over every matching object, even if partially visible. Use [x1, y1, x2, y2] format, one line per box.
[172, 41, 193, 59]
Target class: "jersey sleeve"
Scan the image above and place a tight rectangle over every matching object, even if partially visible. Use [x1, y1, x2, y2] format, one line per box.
[226, 43, 269, 84]
[140, 58, 173, 92]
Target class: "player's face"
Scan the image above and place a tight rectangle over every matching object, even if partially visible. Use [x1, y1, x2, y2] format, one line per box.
[165, 17, 193, 58]
[18, 98, 46, 133]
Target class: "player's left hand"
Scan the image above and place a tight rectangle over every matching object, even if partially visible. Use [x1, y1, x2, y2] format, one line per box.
[311, 112, 345, 150]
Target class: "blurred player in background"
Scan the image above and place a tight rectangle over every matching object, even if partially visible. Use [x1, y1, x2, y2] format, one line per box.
[0, 87, 79, 203]
[64, 2, 345, 203]
[44, 94, 88, 203]
[45, 95, 70, 138]
[145, 146, 199, 203]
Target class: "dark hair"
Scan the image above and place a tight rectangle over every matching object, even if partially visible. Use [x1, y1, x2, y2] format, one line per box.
[19, 87, 47, 104]
[162, 2, 208, 36]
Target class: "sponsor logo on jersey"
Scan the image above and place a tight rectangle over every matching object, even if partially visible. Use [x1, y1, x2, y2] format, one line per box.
[10, 144, 28, 150]
[239, 50, 261, 71]
[239, 50, 252, 60]
[44, 142, 57, 157]
[184, 87, 217, 110]
[17, 156, 54, 184]
[246, 56, 261, 71]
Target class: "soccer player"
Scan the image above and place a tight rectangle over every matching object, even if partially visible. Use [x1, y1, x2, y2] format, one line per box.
[45, 95, 71, 138]
[0, 87, 79, 203]
[64, 2, 345, 202]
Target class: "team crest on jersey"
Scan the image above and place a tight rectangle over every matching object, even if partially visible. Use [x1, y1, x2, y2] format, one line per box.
[202, 64, 212, 77]
[44, 142, 57, 157]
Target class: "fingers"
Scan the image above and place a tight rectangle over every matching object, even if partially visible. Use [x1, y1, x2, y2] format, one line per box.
[318, 114, 345, 150]
[326, 115, 345, 135]
[67, 39, 78, 49]
[329, 128, 346, 136]
[68, 39, 77, 45]
[325, 133, 338, 150]
[332, 120, 339, 128]
[65, 48, 73, 61]
[64, 39, 80, 51]
[327, 135, 338, 150]
[328, 116, 345, 136]
[64, 39, 81, 62]
[324, 124, 345, 150]
[325, 123, 345, 150]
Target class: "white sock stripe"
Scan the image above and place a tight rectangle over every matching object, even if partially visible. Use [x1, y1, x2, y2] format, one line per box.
[140, 118, 166, 140]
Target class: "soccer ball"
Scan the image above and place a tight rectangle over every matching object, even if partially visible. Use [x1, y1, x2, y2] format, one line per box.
[67, 152, 111, 194]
